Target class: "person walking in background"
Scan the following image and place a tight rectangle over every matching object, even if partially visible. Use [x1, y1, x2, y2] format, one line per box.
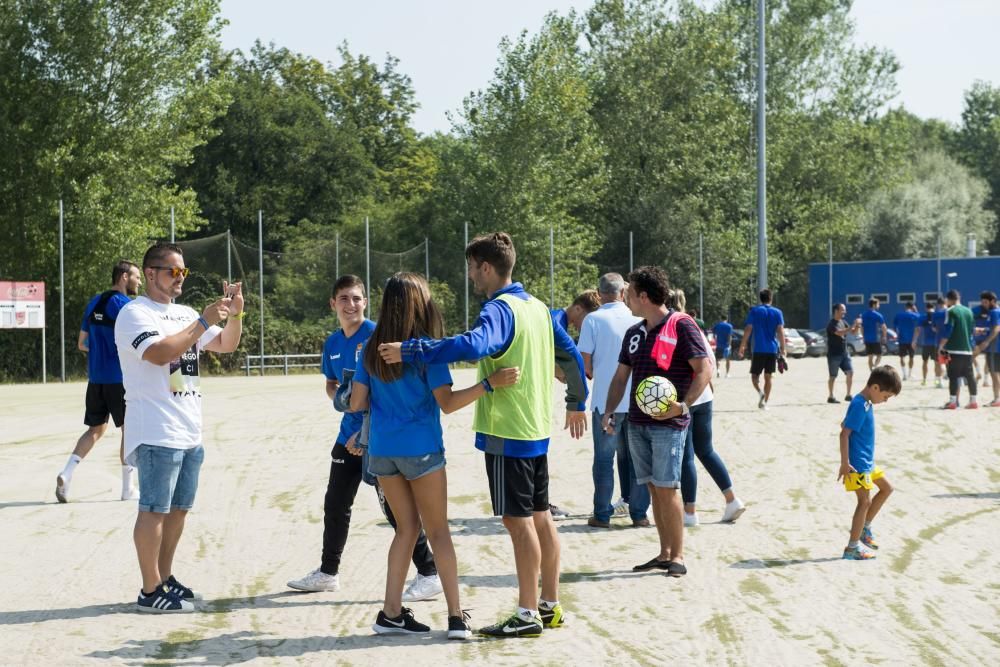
[972, 290, 1000, 406]
[711, 315, 734, 378]
[972, 291, 999, 398]
[826, 303, 860, 403]
[932, 297, 949, 389]
[114, 242, 243, 613]
[56, 260, 141, 503]
[892, 302, 921, 381]
[351, 272, 520, 639]
[738, 289, 786, 410]
[861, 298, 887, 370]
[286, 275, 443, 603]
[918, 301, 939, 387]
[578, 272, 650, 529]
[939, 290, 978, 409]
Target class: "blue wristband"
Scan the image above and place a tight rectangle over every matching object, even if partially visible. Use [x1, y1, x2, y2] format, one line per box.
[197, 317, 210, 331]
[481, 378, 494, 393]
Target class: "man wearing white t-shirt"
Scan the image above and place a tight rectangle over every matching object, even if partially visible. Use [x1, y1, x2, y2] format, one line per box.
[577, 273, 650, 528]
[115, 242, 243, 613]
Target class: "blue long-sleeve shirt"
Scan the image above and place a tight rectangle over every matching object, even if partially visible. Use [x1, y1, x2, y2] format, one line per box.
[400, 283, 588, 456]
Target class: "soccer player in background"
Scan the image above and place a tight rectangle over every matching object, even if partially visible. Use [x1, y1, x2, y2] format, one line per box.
[711, 315, 734, 378]
[972, 290, 1000, 406]
[861, 298, 887, 370]
[892, 302, 921, 380]
[917, 301, 939, 386]
[938, 290, 978, 409]
[738, 289, 786, 409]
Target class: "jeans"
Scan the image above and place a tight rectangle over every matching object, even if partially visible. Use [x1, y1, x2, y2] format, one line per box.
[592, 411, 649, 521]
[321, 442, 436, 577]
[627, 422, 686, 488]
[136, 444, 204, 514]
[681, 401, 733, 505]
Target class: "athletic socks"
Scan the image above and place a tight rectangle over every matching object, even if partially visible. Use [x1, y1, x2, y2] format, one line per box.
[61, 454, 82, 480]
[848, 540, 860, 549]
[517, 607, 538, 621]
[539, 599, 558, 610]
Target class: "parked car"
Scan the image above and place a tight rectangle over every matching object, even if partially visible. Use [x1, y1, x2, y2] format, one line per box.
[798, 329, 827, 357]
[783, 328, 807, 358]
[844, 331, 865, 356]
[730, 330, 746, 360]
[884, 328, 899, 355]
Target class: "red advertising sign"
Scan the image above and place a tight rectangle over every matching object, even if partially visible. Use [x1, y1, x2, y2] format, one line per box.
[0, 281, 46, 329]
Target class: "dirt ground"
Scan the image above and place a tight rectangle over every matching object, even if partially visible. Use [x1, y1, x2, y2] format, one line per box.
[1, 358, 998, 665]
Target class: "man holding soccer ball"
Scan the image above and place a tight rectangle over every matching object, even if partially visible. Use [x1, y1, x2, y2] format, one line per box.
[602, 266, 712, 578]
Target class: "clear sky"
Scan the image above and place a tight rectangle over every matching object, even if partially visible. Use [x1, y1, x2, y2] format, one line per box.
[219, 0, 1000, 135]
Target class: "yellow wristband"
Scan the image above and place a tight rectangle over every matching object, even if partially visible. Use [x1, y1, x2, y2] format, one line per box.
[231, 311, 245, 320]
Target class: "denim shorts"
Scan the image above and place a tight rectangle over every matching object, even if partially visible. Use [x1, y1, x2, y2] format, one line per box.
[136, 444, 204, 514]
[627, 423, 686, 488]
[827, 354, 853, 378]
[368, 451, 445, 481]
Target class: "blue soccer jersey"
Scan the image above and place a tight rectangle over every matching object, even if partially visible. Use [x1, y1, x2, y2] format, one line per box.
[322, 319, 376, 445]
[842, 393, 876, 473]
[893, 311, 920, 345]
[81, 291, 131, 384]
[919, 313, 935, 345]
[861, 309, 886, 344]
[712, 321, 733, 350]
[353, 341, 452, 457]
[745, 305, 783, 354]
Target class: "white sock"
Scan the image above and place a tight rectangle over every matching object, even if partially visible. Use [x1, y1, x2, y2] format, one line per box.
[61, 454, 82, 479]
[518, 606, 538, 620]
[121, 465, 136, 493]
[950, 395, 957, 403]
[539, 599, 558, 610]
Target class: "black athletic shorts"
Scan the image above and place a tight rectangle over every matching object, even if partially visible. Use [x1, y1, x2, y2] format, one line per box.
[485, 452, 549, 518]
[921, 345, 936, 361]
[864, 343, 882, 356]
[986, 352, 1000, 374]
[749, 353, 777, 375]
[84, 382, 125, 427]
[898, 343, 914, 358]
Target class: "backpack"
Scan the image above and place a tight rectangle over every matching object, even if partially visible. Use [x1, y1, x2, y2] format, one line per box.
[88, 291, 120, 328]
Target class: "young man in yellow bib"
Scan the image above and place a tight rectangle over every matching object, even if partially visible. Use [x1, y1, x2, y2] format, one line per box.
[378, 232, 588, 638]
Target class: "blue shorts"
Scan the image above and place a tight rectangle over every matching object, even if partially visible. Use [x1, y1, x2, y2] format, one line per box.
[368, 451, 445, 481]
[627, 423, 685, 488]
[136, 444, 204, 514]
[827, 354, 853, 378]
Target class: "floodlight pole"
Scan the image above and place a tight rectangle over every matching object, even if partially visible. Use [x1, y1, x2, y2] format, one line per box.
[365, 217, 370, 317]
[629, 230, 634, 273]
[756, 0, 768, 291]
[936, 234, 942, 296]
[170, 206, 175, 243]
[335, 232, 340, 278]
[59, 199, 65, 382]
[464, 221, 469, 330]
[258, 210, 264, 376]
[226, 228, 232, 285]
[828, 239, 833, 317]
[699, 232, 704, 315]
[425, 237, 430, 280]
[549, 225, 555, 309]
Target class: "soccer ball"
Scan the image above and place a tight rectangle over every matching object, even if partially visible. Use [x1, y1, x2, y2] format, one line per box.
[635, 376, 678, 417]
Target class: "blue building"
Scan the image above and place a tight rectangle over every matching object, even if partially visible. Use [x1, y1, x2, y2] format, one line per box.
[807, 256, 1000, 330]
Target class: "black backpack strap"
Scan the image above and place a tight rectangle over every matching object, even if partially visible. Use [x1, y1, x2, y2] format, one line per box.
[88, 291, 119, 327]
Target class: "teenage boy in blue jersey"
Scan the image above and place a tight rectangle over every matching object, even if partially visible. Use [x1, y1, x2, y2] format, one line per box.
[861, 298, 887, 371]
[931, 297, 950, 388]
[287, 275, 441, 603]
[711, 316, 734, 378]
[378, 232, 588, 638]
[737, 289, 786, 410]
[56, 260, 141, 503]
[918, 301, 939, 386]
[892, 302, 921, 381]
[973, 291, 1000, 406]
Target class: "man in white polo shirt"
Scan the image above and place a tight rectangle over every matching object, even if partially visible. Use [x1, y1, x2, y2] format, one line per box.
[115, 242, 244, 613]
[577, 273, 650, 528]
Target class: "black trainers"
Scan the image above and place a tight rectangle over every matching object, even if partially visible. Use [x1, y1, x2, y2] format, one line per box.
[478, 611, 543, 638]
[447, 610, 472, 640]
[827, 397, 839, 404]
[538, 602, 565, 628]
[633, 556, 671, 572]
[136, 585, 194, 613]
[372, 607, 430, 635]
[165, 575, 203, 601]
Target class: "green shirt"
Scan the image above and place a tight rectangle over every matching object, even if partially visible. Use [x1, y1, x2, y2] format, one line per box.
[945, 304, 974, 353]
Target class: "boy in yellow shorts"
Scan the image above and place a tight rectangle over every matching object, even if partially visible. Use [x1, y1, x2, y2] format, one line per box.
[837, 366, 901, 560]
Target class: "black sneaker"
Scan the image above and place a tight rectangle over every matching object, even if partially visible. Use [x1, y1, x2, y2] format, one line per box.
[447, 610, 472, 640]
[478, 612, 543, 638]
[136, 585, 194, 614]
[538, 602, 565, 628]
[633, 556, 671, 572]
[165, 575, 203, 601]
[372, 607, 430, 635]
[666, 560, 688, 578]
[827, 397, 839, 404]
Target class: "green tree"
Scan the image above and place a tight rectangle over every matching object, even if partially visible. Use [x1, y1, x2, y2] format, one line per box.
[0, 0, 229, 380]
[951, 81, 1000, 253]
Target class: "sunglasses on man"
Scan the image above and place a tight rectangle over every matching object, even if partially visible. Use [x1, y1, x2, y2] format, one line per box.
[149, 266, 190, 278]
